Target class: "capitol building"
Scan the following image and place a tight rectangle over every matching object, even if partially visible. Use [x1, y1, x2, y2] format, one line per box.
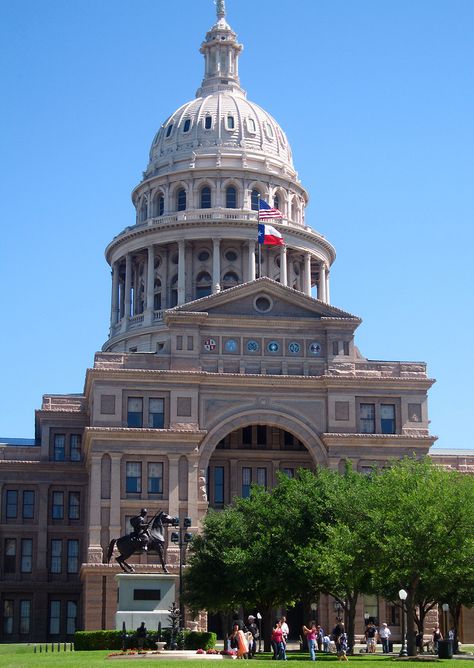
[1, 0, 472, 644]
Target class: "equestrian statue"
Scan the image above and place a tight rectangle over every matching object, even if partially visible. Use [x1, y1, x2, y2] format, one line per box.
[106, 508, 177, 573]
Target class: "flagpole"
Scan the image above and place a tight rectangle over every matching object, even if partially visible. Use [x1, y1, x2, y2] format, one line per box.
[257, 195, 262, 279]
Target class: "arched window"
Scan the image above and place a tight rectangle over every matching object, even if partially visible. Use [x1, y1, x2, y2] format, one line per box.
[196, 271, 212, 299]
[183, 119, 191, 133]
[177, 189, 186, 212]
[140, 199, 148, 222]
[153, 193, 164, 217]
[226, 186, 237, 209]
[154, 278, 162, 311]
[166, 124, 173, 138]
[274, 194, 280, 211]
[204, 116, 212, 130]
[222, 271, 239, 290]
[291, 199, 298, 222]
[200, 186, 211, 209]
[170, 275, 178, 308]
[251, 189, 260, 211]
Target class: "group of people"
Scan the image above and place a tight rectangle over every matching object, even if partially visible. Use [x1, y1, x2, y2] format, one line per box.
[364, 622, 392, 653]
[302, 621, 348, 661]
[229, 614, 260, 659]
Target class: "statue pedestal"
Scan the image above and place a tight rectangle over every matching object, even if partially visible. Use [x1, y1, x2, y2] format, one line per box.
[115, 573, 177, 630]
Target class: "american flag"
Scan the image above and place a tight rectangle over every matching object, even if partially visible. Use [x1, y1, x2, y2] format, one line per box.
[258, 198, 283, 220]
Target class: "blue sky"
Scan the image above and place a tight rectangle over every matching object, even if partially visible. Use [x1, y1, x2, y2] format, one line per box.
[0, 0, 472, 448]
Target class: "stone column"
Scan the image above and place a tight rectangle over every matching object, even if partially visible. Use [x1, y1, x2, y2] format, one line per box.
[168, 455, 180, 517]
[280, 245, 288, 286]
[109, 454, 122, 539]
[162, 248, 168, 309]
[319, 262, 327, 302]
[187, 455, 199, 517]
[177, 240, 186, 306]
[88, 455, 103, 563]
[304, 252, 312, 296]
[110, 262, 119, 328]
[326, 268, 331, 304]
[124, 254, 132, 319]
[212, 238, 221, 293]
[145, 245, 155, 324]
[247, 241, 256, 281]
[229, 459, 239, 501]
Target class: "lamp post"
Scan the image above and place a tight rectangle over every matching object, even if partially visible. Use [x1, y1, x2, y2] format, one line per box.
[310, 602, 318, 622]
[398, 589, 408, 657]
[442, 603, 449, 640]
[256, 613, 262, 653]
[170, 516, 193, 629]
[334, 601, 343, 622]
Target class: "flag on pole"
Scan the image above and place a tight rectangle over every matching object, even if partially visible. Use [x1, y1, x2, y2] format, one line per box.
[258, 223, 284, 246]
[258, 199, 283, 219]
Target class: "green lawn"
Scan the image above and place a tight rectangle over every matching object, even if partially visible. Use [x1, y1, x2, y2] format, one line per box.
[0, 646, 473, 668]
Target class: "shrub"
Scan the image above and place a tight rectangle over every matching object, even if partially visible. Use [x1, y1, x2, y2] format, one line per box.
[74, 630, 123, 651]
[184, 631, 217, 650]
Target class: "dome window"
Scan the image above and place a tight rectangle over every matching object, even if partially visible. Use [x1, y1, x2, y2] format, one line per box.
[274, 194, 280, 211]
[200, 186, 211, 209]
[251, 189, 261, 211]
[265, 122, 274, 140]
[177, 188, 186, 212]
[139, 199, 148, 222]
[247, 118, 256, 133]
[198, 250, 210, 262]
[225, 250, 238, 262]
[222, 271, 239, 289]
[226, 186, 237, 209]
[196, 271, 212, 299]
[158, 195, 164, 216]
[166, 124, 173, 138]
[226, 115, 235, 130]
[183, 119, 191, 133]
[204, 116, 212, 130]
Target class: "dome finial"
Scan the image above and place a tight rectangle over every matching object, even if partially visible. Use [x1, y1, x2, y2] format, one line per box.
[215, 0, 226, 20]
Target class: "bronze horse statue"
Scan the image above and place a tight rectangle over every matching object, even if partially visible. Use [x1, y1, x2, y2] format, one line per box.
[106, 510, 177, 573]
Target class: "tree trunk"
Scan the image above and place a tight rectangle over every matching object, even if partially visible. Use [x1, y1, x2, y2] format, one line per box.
[262, 604, 273, 652]
[345, 594, 358, 654]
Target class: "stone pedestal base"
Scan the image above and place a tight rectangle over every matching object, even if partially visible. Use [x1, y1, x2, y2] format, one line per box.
[115, 572, 177, 631]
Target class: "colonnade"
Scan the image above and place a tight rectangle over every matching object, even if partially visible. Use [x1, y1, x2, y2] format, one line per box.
[109, 240, 331, 333]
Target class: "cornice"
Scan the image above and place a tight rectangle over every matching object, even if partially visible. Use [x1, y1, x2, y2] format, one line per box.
[322, 433, 437, 447]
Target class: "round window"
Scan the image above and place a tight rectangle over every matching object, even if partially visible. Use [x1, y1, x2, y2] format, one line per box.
[309, 342, 322, 355]
[225, 250, 238, 262]
[267, 341, 279, 353]
[288, 342, 301, 354]
[254, 296, 272, 313]
[198, 250, 210, 262]
[247, 340, 259, 353]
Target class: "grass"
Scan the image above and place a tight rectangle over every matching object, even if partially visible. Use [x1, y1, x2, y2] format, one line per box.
[0, 646, 473, 668]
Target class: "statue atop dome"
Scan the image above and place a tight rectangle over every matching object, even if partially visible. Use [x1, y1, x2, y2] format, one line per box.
[215, 0, 226, 20]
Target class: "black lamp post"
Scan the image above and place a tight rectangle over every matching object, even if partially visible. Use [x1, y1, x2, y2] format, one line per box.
[256, 613, 262, 653]
[170, 516, 193, 630]
[398, 589, 408, 657]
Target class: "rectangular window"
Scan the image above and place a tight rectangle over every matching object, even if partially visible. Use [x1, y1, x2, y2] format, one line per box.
[22, 490, 35, 519]
[19, 600, 31, 635]
[380, 404, 396, 434]
[49, 600, 61, 635]
[332, 341, 339, 355]
[282, 468, 294, 478]
[66, 601, 77, 635]
[360, 403, 375, 434]
[68, 492, 80, 520]
[6, 490, 18, 519]
[70, 434, 82, 461]
[364, 594, 379, 624]
[52, 491, 64, 519]
[127, 397, 143, 428]
[50, 539, 62, 574]
[20, 539, 33, 573]
[214, 466, 224, 505]
[148, 398, 164, 428]
[343, 341, 350, 355]
[3, 600, 13, 635]
[256, 425, 267, 446]
[53, 434, 66, 461]
[256, 467, 267, 488]
[4, 538, 16, 574]
[126, 462, 142, 493]
[242, 426, 252, 446]
[67, 540, 79, 574]
[148, 462, 163, 494]
[242, 467, 252, 498]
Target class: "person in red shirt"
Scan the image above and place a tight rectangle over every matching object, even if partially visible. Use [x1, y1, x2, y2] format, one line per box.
[302, 622, 319, 661]
[271, 620, 287, 660]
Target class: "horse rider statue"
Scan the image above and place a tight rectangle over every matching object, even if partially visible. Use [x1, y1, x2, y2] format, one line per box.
[129, 508, 150, 552]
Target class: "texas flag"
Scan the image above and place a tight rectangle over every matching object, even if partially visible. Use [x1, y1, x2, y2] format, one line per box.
[258, 223, 284, 246]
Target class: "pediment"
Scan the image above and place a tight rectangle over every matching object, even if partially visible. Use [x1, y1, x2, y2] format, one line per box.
[166, 278, 360, 322]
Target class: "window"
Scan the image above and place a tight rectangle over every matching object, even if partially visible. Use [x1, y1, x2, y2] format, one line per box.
[66, 601, 77, 635]
[363, 595, 379, 624]
[3, 600, 13, 635]
[247, 117, 256, 133]
[251, 189, 260, 211]
[148, 462, 163, 494]
[140, 199, 148, 222]
[200, 186, 211, 209]
[242, 467, 252, 498]
[158, 195, 164, 216]
[53, 434, 66, 461]
[19, 600, 31, 635]
[242, 426, 252, 447]
[52, 492, 64, 519]
[256, 467, 267, 488]
[50, 540, 62, 574]
[257, 425, 267, 446]
[214, 466, 224, 505]
[67, 540, 79, 573]
[127, 397, 143, 427]
[381, 404, 396, 434]
[282, 468, 294, 478]
[226, 186, 237, 208]
[6, 490, 18, 519]
[20, 539, 32, 573]
[22, 490, 35, 519]
[204, 116, 212, 129]
[70, 434, 81, 461]
[274, 194, 280, 210]
[165, 123, 173, 138]
[183, 118, 191, 133]
[198, 249, 210, 262]
[68, 492, 80, 520]
[177, 188, 186, 211]
[196, 271, 212, 299]
[126, 462, 141, 493]
[332, 341, 339, 355]
[222, 271, 239, 289]
[4, 538, 16, 574]
[149, 398, 164, 428]
[226, 115, 235, 130]
[49, 600, 61, 635]
[360, 403, 375, 434]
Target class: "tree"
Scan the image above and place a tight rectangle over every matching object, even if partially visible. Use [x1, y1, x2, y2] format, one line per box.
[370, 457, 474, 656]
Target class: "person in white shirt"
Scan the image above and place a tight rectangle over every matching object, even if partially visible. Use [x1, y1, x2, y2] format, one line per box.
[378, 622, 391, 653]
[280, 616, 289, 643]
